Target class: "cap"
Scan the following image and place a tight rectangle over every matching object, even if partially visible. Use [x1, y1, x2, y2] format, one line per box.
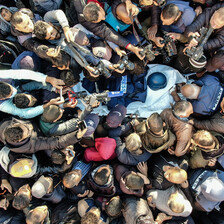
[74, 30, 88, 45]
[84, 113, 100, 137]
[9, 159, 33, 178]
[201, 176, 224, 202]
[20, 55, 35, 70]
[31, 176, 51, 198]
[106, 104, 127, 128]
[147, 72, 167, 91]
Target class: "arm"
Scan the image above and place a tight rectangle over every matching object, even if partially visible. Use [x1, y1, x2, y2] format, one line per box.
[108, 123, 132, 138]
[21, 81, 54, 92]
[204, 32, 224, 52]
[33, 0, 62, 12]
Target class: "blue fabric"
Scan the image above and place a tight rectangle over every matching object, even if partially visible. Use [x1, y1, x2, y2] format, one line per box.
[72, 161, 92, 180]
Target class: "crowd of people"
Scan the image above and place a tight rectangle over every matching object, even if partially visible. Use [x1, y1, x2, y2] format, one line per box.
[0, 0, 224, 223]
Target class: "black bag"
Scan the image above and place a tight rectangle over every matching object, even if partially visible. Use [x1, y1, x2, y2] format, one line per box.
[0, 40, 23, 66]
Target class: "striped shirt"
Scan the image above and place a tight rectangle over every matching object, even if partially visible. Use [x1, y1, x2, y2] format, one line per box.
[72, 161, 92, 180]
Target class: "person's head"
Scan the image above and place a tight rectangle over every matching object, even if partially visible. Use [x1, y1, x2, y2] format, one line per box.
[1, 8, 12, 22]
[173, 100, 193, 118]
[91, 39, 112, 60]
[181, 83, 201, 100]
[136, 215, 153, 224]
[72, 28, 89, 45]
[26, 205, 48, 224]
[32, 176, 53, 198]
[81, 207, 101, 224]
[147, 72, 167, 91]
[13, 93, 37, 108]
[63, 169, 82, 188]
[11, 11, 34, 33]
[34, 20, 61, 40]
[93, 165, 111, 186]
[105, 196, 122, 217]
[51, 51, 70, 70]
[192, 130, 215, 149]
[0, 81, 14, 100]
[83, 2, 106, 23]
[210, 7, 224, 29]
[116, 3, 132, 24]
[161, 3, 181, 26]
[129, 54, 145, 75]
[19, 55, 37, 70]
[167, 190, 185, 213]
[139, 0, 153, 6]
[125, 133, 142, 155]
[41, 105, 64, 123]
[12, 184, 32, 210]
[147, 113, 164, 135]
[60, 70, 80, 87]
[4, 123, 31, 143]
[125, 173, 144, 190]
[163, 166, 187, 184]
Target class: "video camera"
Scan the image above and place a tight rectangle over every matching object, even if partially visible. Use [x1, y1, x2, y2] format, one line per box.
[92, 61, 111, 78]
[185, 26, 213, 61]
[117, 55, 135, 71]
[139, 42, 160, 61]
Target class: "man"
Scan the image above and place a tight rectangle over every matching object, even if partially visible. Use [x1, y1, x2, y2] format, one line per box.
[181, 74, 224, 117]
[160, 100, 194, 157]
[69, 0, 145, 59]
[0, 69, 64, 119]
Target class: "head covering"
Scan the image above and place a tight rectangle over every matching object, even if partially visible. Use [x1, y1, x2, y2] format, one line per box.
[147, 72, 167, 91]
[31, 176, 51, 198]
[189, 56, 207, 72]
[9, 159, 33, 177]
[92, 40, 112, 60]
[74, 30, 87, 45]
[84, 113, 100, 137]
[106, 104, 127, 128]
[201, 176, 224, 202]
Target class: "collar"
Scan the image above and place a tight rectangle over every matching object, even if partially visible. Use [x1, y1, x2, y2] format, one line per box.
[172, 110, 189, 122]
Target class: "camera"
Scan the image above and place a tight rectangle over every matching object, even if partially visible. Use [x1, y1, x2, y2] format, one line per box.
[93, 62, 111, 78]
[117, 55, 135, 71]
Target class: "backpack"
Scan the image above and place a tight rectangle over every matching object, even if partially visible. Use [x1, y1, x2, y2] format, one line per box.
[0, 40, 23, 66]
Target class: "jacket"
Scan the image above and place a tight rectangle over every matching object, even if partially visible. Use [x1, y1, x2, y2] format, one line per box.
[122, 196, 154, 224]
[137, 121, 176, 153]
[160, 108, 193, 157]
[0, 118, 81, 154]
[190, 74, 224, 116]
[184, 2, 224, 52]
[69, 0, 130, 48]
[114, 136, 151, 166]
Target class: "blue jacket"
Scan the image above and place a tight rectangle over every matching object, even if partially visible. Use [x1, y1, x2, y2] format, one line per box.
[191, 74, 224, 116]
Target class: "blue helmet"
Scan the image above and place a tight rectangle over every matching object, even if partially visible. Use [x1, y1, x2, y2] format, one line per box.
[147, 72, 167, 91]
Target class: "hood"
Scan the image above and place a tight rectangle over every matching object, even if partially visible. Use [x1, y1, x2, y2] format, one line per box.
[0, 5, 17, 34]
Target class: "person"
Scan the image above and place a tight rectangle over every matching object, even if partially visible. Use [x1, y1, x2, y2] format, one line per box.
[136, 112, 176, 154]
[160, 100, 194, 157]
[181, 74, 224, 117]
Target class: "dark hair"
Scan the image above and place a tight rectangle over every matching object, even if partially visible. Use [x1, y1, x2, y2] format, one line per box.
[173, 100, 190, 116]
[50, 51, 70, 68]
[13, 93, 30, 108]
[34, 20, 49, 40]
[11, 11, 25, 27]
[41, 105, 61, 123]
[81, 208, 100, 224]
[26, 210, 46, 224]
[129, 54, 145, 75]
[91, 39, 106, 49]
[162, 3, 179, 20]
[51, 149, 66, 165]
[125, 173, 144, 190]
[60, 70, 80, 87]
[83, 2, 100, 22]
[192, 130, 214, 147]
[13, 193, 31, 210]
[4, 126, 24, 143]
[0, 82, 11, 99]
[105, 197, 122, 217]
[147, 113, 163, 133]
[93, 167, 110, 186]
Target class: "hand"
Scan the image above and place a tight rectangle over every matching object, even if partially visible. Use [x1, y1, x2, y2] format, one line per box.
[193, 0, 205, 4]
[153, 37, 165, 48]
[167, 32, 180, 41]
[180, 180, 189, 188]
[195, 6, 203, 16]
[125, 0, 139, 16]
[77, 190, 91, 198]
[130, 118, 140, 127]
[46, 76, 65, 89]
[132, 46, 145, 60]
[77, 127, 87, 139]
[88, 96, 100, 108]
[155, 213, 172, 224]
[167, 147, 175, 155]
[1, 179, 12, 193]
[46, 46, 61, 57]
[86, 66, 100, 78]
[147, 25, 158, 40]
[147, 196, 156, 208]
[49, 97, 65, 106]
[115, 48, 126, 57]
[63, 100, 78, 108]
[220, 97, 224, 113]
[63, 26, 74, 43]
[208, 158, 217, 167]
[137, 162, 148, 176]
[0, 198, 9, 210]
[110, 63, 125, 74]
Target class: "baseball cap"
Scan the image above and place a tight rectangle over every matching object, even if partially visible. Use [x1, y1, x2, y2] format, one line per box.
[84, 113, 100, 137]
[74, 30, 88, 45]
[92, 40, 112, 60]
[106, 104, 127, 128]
[201, 176, 224, 202]
[31, 176, 51, 198]
[147, 72, 167, 91]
